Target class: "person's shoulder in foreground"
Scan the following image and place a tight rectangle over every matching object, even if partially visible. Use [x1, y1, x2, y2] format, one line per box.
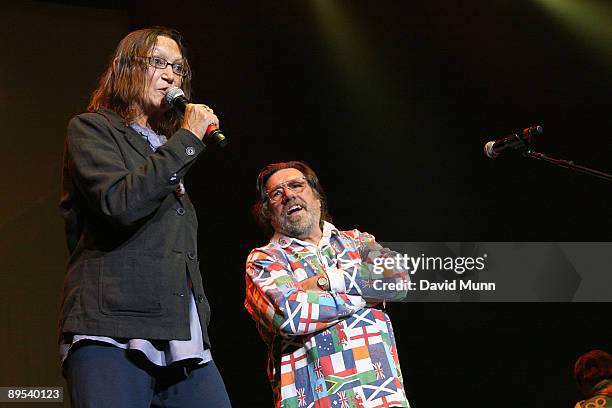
[573, 350, 612, 408]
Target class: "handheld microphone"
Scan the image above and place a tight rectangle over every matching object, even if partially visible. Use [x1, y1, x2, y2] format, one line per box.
[165, 87, 227, 147]
[484, 125, 543, 159]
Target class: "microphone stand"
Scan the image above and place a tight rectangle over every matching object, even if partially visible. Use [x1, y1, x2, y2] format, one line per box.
[522, 148, 612, 182]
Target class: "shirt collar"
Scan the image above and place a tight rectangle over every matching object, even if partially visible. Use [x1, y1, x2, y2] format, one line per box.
[129, 123, 167, 151]
[271, 221, 339, 249]
[591, 379, 612, 397]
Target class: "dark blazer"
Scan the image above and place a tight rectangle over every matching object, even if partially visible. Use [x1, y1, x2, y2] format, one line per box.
[59, 108, 212, 347]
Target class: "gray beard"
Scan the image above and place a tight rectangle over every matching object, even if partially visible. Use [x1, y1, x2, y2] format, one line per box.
[278, 214, 317, 240]
[273, 204, 320, 240]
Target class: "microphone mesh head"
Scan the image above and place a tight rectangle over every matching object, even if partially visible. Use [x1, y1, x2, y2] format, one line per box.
[484, 141, 497, 159]
[165, 87, 184, 105]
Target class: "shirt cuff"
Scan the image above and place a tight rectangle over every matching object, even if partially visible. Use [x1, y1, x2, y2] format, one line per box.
[326, 268, 346, 293]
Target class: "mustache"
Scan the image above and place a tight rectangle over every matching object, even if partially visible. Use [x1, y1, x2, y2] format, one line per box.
[282, 198, 308, 215]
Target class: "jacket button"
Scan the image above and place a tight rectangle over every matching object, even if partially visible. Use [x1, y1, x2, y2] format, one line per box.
[186, 146, 195, 156]
[176, 207, 185, 216]
[197, 295, 204, 303]
[187, 252, 196, 260]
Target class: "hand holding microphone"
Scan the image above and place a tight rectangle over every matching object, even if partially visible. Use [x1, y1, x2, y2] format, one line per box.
[165, 87, 227, 146]
[182, 103, 219, 141]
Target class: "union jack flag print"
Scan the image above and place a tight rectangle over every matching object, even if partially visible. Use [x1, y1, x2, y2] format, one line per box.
[245, 222, 411, 407]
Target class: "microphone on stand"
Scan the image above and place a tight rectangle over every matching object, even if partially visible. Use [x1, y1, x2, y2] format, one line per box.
[165, 87, 227, 147]
[484, 125, 543, 159]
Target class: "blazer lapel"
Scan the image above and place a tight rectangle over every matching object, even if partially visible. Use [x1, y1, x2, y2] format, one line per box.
[124, 128, 155, 159]
[97, 108, 153, 159]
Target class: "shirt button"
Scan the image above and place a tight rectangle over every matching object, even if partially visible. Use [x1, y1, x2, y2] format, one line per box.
[197, 295, 204, 303]
[186, 146, 195, 156]
[176, 207, 185, 216]
[187, 252, 196, 260]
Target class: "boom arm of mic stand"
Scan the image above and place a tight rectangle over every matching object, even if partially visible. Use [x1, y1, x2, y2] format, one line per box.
[523, 150, 612, 182]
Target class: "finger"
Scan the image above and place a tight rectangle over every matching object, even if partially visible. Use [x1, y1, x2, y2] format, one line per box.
[209, 114, 220, 126]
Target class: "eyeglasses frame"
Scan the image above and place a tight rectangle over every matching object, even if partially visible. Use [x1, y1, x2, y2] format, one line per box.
[140, 55, 189, 77]
[266, 176, 309, 203]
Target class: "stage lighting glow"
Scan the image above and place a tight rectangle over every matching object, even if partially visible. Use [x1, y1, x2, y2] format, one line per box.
[310, 1, 384, 99]
[534, 0, 612, 63]
[310, 1, 412, 142]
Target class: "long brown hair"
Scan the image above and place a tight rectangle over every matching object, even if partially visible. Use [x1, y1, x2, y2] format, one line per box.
[88, 26, 192, 136]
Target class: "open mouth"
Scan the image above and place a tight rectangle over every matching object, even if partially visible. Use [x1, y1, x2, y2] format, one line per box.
[286, 204, 304, 216]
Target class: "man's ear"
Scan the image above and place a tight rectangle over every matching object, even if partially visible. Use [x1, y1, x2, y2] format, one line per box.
[261, 202, 270, 218]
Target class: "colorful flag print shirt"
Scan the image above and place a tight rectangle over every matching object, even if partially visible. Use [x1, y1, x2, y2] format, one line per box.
[245, 222, 410, 408]
[574, 379, 612, 408]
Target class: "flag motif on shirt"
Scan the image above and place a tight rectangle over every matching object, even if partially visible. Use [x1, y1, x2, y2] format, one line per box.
[338, 391, 349, 408]
[245, 223, 410, 408]
[374, 361, 386, 380]
[314, 358, 324, 378]
[297, 388, 306, 407]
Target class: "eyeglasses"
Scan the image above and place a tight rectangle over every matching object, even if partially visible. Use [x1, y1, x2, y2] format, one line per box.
[141, 56, 189, 77]
[266, 177, 308, 203]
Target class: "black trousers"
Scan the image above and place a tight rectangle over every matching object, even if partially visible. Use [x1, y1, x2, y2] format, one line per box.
[63, 342, 232, 408]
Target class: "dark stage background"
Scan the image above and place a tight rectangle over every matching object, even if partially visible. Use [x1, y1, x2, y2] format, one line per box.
[1, 1, 611, 406]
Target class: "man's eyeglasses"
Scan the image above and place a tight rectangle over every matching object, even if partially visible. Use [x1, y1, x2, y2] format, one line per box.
[141, 56, 189, 77]
[266, 177, 308, 203]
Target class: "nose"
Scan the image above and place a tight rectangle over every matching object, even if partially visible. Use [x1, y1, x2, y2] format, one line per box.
[161, 66, 176, 83]
[281, 187, 297, 203]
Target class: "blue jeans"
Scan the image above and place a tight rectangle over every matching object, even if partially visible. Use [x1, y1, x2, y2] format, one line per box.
[64, 342, 231, 408]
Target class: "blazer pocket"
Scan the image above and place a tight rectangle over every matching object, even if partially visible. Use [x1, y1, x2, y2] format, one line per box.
[98, 253, 165, 316]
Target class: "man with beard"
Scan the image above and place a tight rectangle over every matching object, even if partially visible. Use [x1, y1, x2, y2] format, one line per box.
[245, 161, 410, 408]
